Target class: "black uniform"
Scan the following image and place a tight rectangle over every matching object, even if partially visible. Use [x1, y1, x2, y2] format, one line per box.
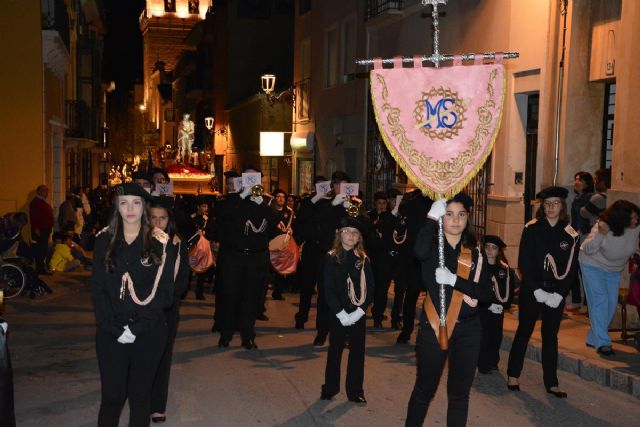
[406, 219, 492, 427]
[396, 191, 431, 342]
[371, 209, 409, 327]
[507, 218, 579, 389]
[322, 249, 374, 399]
[294, 196, 346, 335]
[477, 259, 513, 373]
[216, 196, 278, 347]
[91, 227, 176, 427]
[150, 235, 190, 415]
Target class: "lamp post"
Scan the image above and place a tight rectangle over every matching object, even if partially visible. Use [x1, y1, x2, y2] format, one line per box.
[260, 73, 295, 109]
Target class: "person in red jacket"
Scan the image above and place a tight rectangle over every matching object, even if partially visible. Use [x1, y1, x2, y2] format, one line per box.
[29, 185, 54, 274]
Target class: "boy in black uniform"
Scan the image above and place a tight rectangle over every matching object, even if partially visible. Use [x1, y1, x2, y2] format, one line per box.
[215, 170, 278, 349]
[507, 186, 579, 398]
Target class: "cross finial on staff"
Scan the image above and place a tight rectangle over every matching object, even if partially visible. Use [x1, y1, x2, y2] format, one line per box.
[422, 0, 448, 67]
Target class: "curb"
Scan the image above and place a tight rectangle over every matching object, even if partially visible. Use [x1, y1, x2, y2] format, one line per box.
[501, 332, 640, 398]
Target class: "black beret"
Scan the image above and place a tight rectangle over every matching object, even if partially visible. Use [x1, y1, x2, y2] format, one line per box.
[132, 172, 152, 183]
[149, 168, 170, 182]
[223, 170, 240, 178]
[272, 188, 286, 197]
[483, 235, 506, 249]
[373, 191, 388, 201]
[113, 183, 152, 201]
[242, 164, 261, 173]
[314, 175, 328, 184]
[149, 195, 175, 210]
[536, 186, 569, 200]
[337, 216, 367, 236]
[386, 188, 402, 198]
[195, 196, 208, 206]
[331, 170, 351, 183]
[449, 192, 473, 210]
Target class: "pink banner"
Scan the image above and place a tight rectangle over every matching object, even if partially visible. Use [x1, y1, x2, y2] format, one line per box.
[370, 63, 505, 198]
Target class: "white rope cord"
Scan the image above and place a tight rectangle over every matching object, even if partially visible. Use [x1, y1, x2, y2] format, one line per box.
[347, 259, 367, 307]
[244, 219, 267, 235]
[120, 242, 167, 306]
[543, 237, 578, 281]
[392, 229, 407, 244]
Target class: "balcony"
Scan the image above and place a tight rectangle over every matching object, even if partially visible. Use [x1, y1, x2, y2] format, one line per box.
[65, 100, 101, 141]
[365, 0, 403, 21]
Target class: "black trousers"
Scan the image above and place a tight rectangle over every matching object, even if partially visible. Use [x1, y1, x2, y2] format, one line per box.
[406, 318, 481, 427]
[295, 244, 329, 334]
[150, 304, 180, 414]
[31, 228, 51, 273]
[322, 315, 366, 398]
[219, 250, 269, 341]
[212, 249, 225, 327]
[401, 258, 422, 337]
[507, 286, 564, 389]
[477, 308, 504, 372]
[372, 252, 408, 323]
[96, 321, 167, 427]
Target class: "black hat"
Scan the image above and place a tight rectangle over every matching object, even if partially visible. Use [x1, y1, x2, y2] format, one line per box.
[242, 163, 261, 173]
[195, 196, 208, 206]
[149, 195, 175, 210]
[272, 188, 286, 197]
[386, 188, 401, 198]
[331, 170, 351, 184]
[373, 191, 388, 201]
[536, 186, 569, 200]
[449, 192, 473, 210]
[483, 235, 506, 249]
[337, 216, 368, 236]
[149, 168, 170, 183]
[313, 175, 328, 184]
[224, 170, 240, 178]
[113, 183, 152, 201]
[132, 171, 152, 184]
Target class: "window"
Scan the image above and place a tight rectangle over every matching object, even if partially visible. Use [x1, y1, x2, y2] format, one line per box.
[164, 0, 176, 13]
[601, 82, 615, 168]
[325, 26, 339, 88]
[188, 0, 199, 14]
[340, 15, 357, 81]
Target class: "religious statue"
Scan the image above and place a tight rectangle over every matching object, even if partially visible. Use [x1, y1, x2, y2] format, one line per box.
[177, 113, 195, 163]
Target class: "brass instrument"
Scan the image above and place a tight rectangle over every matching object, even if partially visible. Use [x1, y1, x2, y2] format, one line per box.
[324, 189, 335, 198]
[251, 184, 264, 197]
[346, 197, 362, 218]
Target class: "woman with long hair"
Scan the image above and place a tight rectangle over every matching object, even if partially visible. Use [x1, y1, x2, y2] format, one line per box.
[321, 215, 374, 404]
[507, 186, 579, 398]
[91, 184, 176, 427]
[580, 200, 640, 356]
[477, 235, 513, 374]
[405, 193, 492, 427]
[148, 196, 189, 423]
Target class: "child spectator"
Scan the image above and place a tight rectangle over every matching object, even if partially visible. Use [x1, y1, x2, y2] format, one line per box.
[49, 232, 91, 272]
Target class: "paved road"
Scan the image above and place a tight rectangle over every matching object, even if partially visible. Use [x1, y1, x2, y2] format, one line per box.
[6, 285, 640, 426]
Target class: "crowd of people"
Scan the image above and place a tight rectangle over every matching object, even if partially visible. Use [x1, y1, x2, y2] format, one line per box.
[3, 163, 638, 427]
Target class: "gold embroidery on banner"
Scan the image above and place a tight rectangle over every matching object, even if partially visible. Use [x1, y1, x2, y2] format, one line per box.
[371, 68, 504, 199]
[413, 87, 467, 140]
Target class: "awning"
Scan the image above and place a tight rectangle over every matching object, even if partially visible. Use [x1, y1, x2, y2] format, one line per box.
[290, 132, 314, 152]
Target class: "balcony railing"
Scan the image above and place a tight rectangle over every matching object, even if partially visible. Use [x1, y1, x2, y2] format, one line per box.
[365, 0, 403, 21]
[65, 100, 101, 141]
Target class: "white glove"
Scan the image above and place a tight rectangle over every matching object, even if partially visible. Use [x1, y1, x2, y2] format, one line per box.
[545, 292, 564, 308]
[332, 193, 348, 206]
[348, 307, 366, 324]
[488, 303, 504, 314]
[336, 309, 354, 326]
[427, 199, 448, 220]
[391, 205, 399, 217]
[311, 193, 326, 204]
[533, 288, 552, 304]
[435, 267, 457, 287]
[239, 186, 252, 199]
[0, 322, 7, 334]
[117, 325, 136, 344]
[250, 196, 264, 205]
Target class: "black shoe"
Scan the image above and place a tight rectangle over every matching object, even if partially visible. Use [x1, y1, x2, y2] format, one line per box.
[211, 323, 220, 333]
[151, 413, 166, 423]
[313, 333, 327, 346]
[373, 321, 383, 329]
[391, 320, 402, 330]
[597, 346, 615, 356]
[586, 343, 595, 348]
[348, 395, 367, 404]
[507, 377, 520, 391]
[295, 321, 304, 329]
[242, 340, 258, 350]
[272, 293, 285, 301]
[546, 388, 568, 398]
[218, 337, 230, 347]
[396, 333, 410, 345]
[256, 313, 269, 321]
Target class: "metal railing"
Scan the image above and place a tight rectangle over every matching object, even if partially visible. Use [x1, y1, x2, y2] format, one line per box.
[365, 0, 403, 21]
[462, 155, 491, 240]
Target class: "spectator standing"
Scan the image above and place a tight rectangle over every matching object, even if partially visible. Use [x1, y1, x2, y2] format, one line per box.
[58, 193, 77, 233]
[580, 200, 640, 356]
[580, 168, 611, 227]
[568, 172, 594, 310]
[29, 185, 54, 274]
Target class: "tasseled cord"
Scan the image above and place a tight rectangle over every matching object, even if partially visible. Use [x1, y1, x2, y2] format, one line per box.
[347, 257, 367, 307]
[120, 241, 168, 306]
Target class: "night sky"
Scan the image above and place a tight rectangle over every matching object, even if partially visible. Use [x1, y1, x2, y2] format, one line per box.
[102, 0, 146, 93]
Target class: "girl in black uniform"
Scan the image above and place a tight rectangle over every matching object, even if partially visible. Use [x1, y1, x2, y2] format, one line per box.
[477, 235, 513, 374]
[405, 193, 492, 427]
[321, 215, 374, 404]
[507, 186, 579, 398]
[91, 184, 176, 427]
[148, 196, 190, 424]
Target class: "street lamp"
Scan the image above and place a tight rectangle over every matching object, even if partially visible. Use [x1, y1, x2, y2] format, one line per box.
[261, 74, 276, 95]
[260, 73, 295, 109]
[203, 116, 228, 137]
